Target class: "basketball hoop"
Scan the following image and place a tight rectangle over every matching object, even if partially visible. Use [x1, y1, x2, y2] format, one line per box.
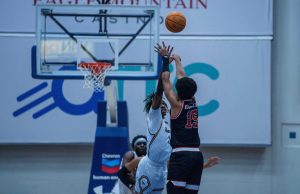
[78, 62, 112, 92]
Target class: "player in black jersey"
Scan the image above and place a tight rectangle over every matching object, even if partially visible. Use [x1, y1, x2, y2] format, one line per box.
[156, 42, 204, 194]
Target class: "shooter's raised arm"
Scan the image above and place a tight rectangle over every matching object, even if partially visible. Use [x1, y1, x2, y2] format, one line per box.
[172, 53, 186, 79]
[155, 42, 181, 110]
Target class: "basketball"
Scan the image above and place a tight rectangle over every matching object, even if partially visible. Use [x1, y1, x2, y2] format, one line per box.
[165, 12, 186, 33]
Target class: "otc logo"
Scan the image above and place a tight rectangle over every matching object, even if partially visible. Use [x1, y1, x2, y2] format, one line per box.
[13, 63, 219, 118]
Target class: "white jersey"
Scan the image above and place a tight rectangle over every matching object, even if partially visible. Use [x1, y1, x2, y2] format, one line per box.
[146, 107, 171, 164]
[135, 107, 171, 193]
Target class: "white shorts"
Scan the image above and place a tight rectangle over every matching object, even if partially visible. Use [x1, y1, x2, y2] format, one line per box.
[135, 156, 166, 194]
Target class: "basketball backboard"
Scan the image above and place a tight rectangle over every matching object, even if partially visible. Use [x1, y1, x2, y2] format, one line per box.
[33, 5, 160, 80]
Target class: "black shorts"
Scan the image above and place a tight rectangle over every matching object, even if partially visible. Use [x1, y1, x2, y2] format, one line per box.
[167, 151, 203, 193]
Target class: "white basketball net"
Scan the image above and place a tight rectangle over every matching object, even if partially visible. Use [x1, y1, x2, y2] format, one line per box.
[78, 62, 111, 92]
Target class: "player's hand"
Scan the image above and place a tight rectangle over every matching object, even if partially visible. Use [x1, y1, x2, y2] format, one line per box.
[154, 41, 174, 62]
[204, 156, 221, 168]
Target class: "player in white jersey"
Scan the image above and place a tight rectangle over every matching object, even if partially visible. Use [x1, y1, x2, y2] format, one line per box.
[131, 42, 174, 193]
[135, 89, 171, 193]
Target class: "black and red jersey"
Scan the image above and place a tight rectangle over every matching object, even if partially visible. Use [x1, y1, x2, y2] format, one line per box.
[170, 99, 200, 148]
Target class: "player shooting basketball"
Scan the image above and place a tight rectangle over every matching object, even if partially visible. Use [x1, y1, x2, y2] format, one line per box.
[133, 45, 174, 193]
[117, 44, 173, 193]
[157, 42, 205, 194]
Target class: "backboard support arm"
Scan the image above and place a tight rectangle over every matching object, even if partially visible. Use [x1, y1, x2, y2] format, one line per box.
[43, 9, 99, 62]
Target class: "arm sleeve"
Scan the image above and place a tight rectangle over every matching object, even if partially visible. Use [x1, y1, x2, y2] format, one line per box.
[117, 166, 135, 189]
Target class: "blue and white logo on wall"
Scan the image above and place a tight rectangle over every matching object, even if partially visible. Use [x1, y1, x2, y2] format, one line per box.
[13, 62, 220, 119]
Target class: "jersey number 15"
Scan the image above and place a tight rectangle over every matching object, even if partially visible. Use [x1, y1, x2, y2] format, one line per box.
[185, 109, 198, 129]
